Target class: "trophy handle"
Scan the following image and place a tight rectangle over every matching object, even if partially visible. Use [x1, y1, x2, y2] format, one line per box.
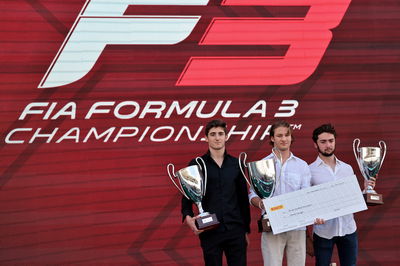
[352, 138, 361, 157]
[272, 148, 283, 189]
[167, 163, 189, 200]
[379, 140, 387, 170]
[272, 148, 283, 165]
[195, 157, 207, 197]
[238, 152, 251, 187]
[352, 138, 364, 177]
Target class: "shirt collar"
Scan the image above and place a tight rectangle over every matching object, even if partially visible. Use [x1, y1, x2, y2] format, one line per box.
[315, 154, 341, 166]
[206, 149, 228, 159]
[267, 151, 296, 162]
[288, 152, 296, 161]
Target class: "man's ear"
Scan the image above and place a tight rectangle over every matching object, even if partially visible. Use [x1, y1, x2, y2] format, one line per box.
[314, 142, 318, 149]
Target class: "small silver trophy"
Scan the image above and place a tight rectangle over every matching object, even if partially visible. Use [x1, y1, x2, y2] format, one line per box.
[167, 157, 219, 230]
[239, 151, 277, 232]
[353, 138, 387, 205]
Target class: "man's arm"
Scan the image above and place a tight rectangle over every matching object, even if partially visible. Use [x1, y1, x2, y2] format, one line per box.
[249, 187, 265, 210]
[181, 193, 205, 234]
[181, 195, 194, 222]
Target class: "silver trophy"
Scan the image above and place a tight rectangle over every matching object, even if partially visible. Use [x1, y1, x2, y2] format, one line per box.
[239, 151, 277, 232]
[353, 138, 387, 205]
[167, 157, 219, 230]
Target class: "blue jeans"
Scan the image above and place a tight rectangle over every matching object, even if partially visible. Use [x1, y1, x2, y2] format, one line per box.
[313, 231, 358, 266]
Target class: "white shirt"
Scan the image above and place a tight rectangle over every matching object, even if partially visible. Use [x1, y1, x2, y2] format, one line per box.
[309, 156, 357, 239]
[249, 152, 311, 231]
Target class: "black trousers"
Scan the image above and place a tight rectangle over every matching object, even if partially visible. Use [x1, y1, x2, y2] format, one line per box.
[199, 226, 247, 266]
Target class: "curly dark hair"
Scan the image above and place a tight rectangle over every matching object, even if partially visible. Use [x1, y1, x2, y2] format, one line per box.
[205, 119, 227, 136]
[312, 124, 337, 143]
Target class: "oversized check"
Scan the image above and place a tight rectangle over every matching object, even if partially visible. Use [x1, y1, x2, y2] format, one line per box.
[262, 175, 367, 234]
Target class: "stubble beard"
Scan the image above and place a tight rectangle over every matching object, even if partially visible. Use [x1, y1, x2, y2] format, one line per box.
[318, 146, 335, 157]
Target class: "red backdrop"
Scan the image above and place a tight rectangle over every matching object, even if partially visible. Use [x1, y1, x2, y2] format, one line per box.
[1, 0, 399, 265]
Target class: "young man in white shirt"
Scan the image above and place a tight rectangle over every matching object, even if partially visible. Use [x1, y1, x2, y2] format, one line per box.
[249, 120, 311, 266]
[310, 124, 375, 266]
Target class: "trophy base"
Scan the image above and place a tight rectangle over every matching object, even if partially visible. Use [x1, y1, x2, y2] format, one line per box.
[257, 217, 272, 233]
[364, 193, 384, 205]
[195, 213, 220, 231]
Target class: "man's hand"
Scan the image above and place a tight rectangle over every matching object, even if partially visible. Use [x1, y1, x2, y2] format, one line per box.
[184, 215, 204, 235]
[251, 196, 265, 210]
[364, 176, 376, 190]
[314, 218, 325, 225]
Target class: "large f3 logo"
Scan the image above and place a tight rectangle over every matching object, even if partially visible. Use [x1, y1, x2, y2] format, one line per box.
[39, 0, 351, 88]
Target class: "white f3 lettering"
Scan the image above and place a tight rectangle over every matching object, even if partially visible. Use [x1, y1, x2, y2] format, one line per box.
[39, 0, 208, 88]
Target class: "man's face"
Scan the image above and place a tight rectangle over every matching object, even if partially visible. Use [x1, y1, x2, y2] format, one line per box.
[271, 126, 292, 152]
[315, 132, 336, 157]
[206, 127, 227, 151]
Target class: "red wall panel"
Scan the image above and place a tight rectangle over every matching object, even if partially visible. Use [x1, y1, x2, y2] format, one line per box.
[1, 0, 399, 265]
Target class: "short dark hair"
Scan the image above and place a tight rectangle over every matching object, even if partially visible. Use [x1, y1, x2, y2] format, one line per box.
[269, 120, 293, 146]
[312, 123, 337, 143]
[205, 119, 227, 136]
